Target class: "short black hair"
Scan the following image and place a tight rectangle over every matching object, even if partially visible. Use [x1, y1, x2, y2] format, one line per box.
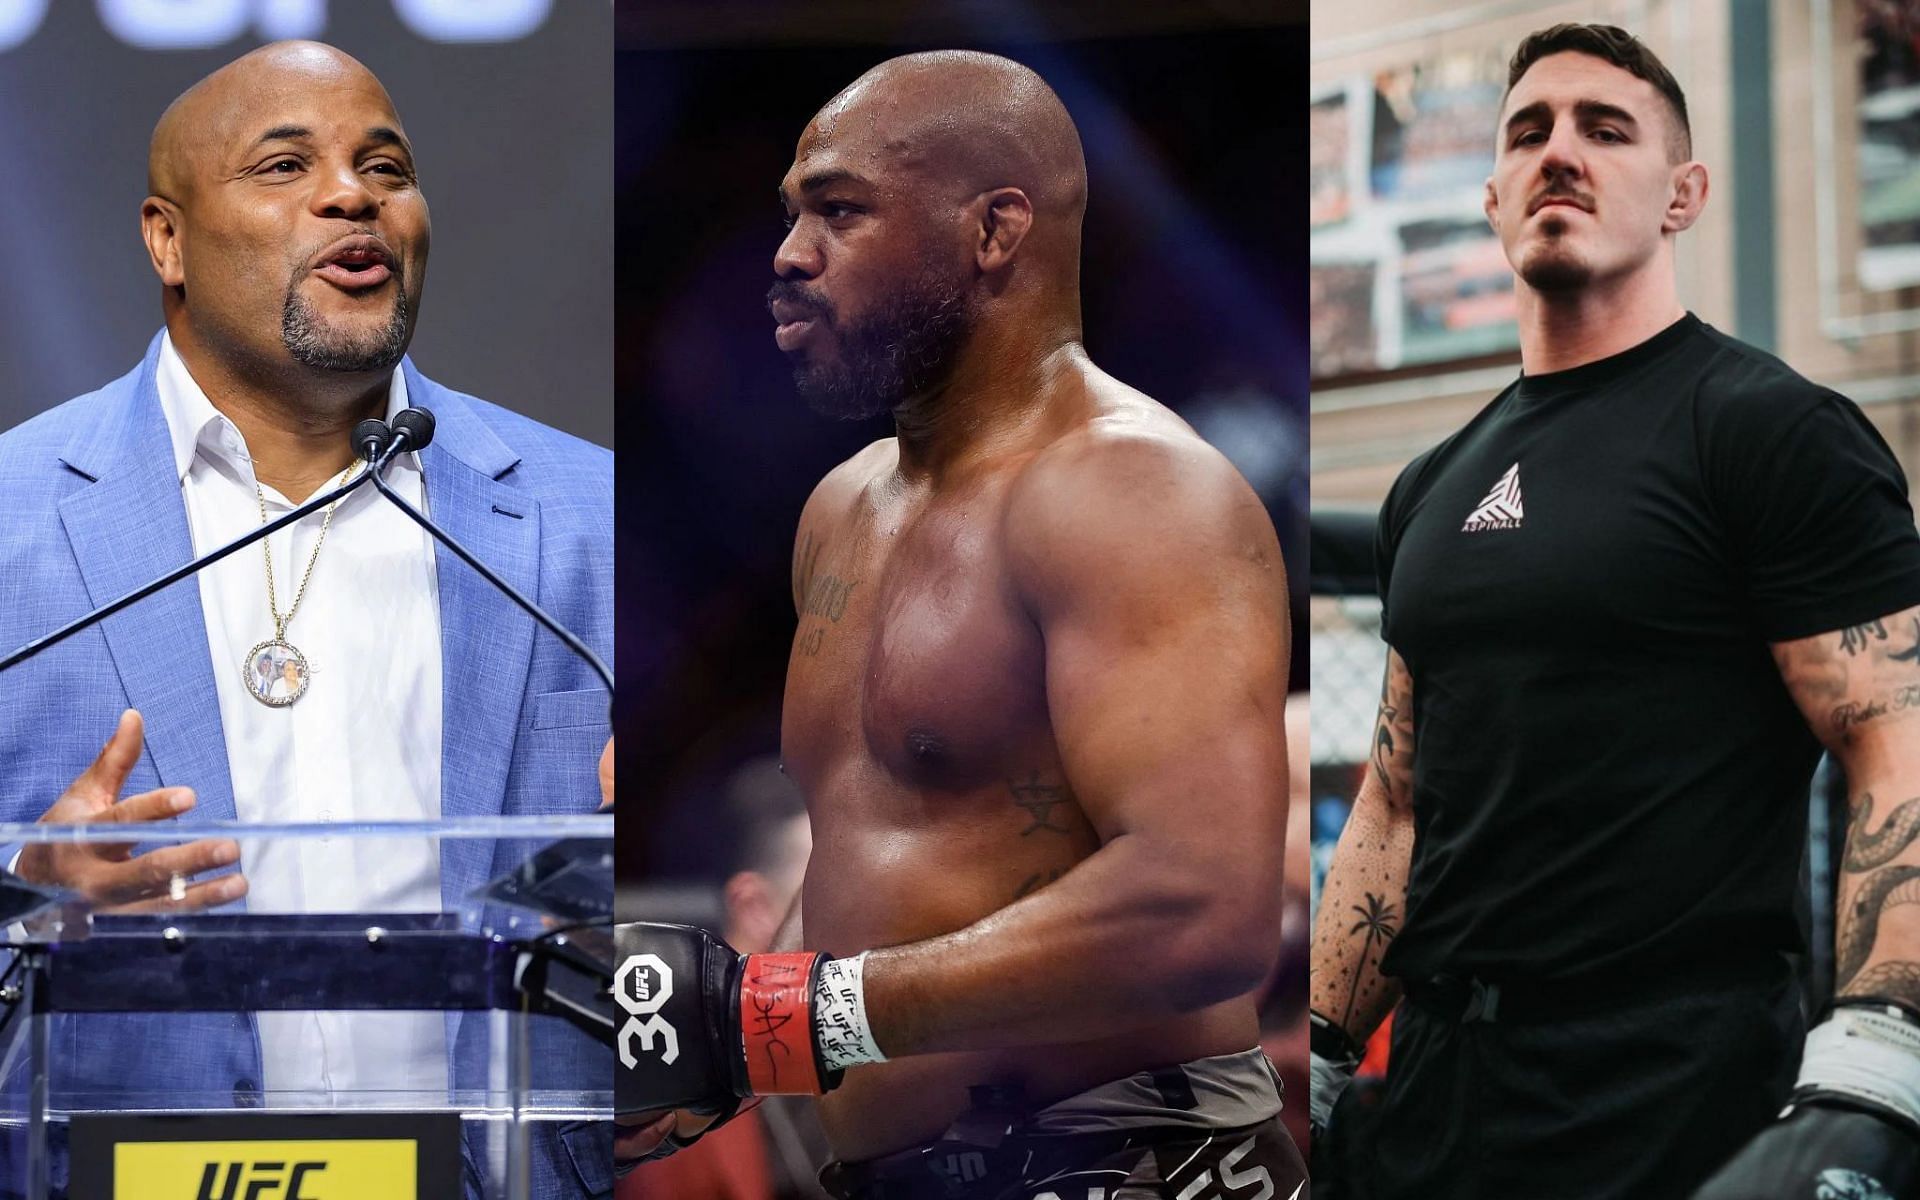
[1506, 24, 1691, 160]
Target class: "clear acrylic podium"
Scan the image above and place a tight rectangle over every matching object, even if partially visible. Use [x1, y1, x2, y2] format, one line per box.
[0, 815, 613, 1200]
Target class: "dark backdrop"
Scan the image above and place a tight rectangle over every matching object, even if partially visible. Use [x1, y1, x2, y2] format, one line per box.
[617, 10, 1308, 885]
[0, 1, 611, 446]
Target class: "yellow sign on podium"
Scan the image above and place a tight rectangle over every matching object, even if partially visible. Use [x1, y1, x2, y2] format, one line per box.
[113, 1138, 417, 1200]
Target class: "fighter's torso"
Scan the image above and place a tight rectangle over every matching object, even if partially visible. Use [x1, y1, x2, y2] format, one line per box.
[781, 441, 1244, 1160]
[1378, 318, 1826, 981]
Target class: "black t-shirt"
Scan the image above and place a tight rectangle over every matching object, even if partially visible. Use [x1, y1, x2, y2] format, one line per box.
[1375, 314, 1920, 982]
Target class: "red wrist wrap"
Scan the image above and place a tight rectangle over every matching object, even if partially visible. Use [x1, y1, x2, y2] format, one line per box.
[738, 951, 826, 1096]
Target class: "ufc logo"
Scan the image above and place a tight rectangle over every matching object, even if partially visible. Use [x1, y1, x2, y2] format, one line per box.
[931, 1151, 988, 1184]
[616, 954, 680, 1068]
[195, 1160, 326, 1200]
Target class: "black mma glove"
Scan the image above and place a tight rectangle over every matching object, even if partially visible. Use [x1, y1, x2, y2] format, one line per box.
[1309, 1009, 1362, 1183]
[614, 922, 858, 1166]
[1692, 999, 1920, 1199]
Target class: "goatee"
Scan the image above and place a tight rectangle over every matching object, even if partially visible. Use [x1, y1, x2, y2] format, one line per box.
[281, 271, 411, 373]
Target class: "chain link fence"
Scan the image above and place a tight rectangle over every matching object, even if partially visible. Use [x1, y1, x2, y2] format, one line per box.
[1306, 510, 1385, 928]
[1307, 592, 1386, 930]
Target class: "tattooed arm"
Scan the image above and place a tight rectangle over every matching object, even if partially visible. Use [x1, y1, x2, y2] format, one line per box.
[1692, 624, 1920, 1193]
[1773, 605, 1920, 1007]
[1308, 650, 1417, 1043]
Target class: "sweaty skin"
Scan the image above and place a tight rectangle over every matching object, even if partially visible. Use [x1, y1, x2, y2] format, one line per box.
[786, 393, 1281, 1159]
[771, 53, 1290, 1161]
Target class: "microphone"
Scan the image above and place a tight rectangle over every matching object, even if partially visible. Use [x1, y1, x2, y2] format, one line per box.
[0, 433, 381, 676]
[390, 407, 433, 456]
[367, 406, 614, 704]
[353, 418, 394, 464]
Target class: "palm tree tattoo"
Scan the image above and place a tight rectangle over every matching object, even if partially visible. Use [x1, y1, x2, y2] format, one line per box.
[1342, 892, 1401, 1029]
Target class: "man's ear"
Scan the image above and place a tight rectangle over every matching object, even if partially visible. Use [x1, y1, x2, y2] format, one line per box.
[1663, 161, 1709, 234]
[142, 197, 185, 288]
[976, 187, 1034, 273]
[1483, 176, 1500, 235]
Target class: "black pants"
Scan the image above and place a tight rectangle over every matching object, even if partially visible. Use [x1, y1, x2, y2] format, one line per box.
[1324, 961, 1803, 1200]
[819, 1119, 1305, 1200]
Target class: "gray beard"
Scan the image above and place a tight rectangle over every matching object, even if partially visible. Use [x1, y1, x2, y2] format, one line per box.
[281, 279, 411, 373]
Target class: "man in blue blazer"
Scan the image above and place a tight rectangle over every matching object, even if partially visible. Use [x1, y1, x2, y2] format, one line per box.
[0, 42, 611, 1198]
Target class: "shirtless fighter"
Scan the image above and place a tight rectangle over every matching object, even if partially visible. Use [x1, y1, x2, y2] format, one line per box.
[616, 51, 1303, 1199]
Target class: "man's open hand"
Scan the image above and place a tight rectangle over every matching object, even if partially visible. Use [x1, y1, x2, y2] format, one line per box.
[16, 710, 246, 912]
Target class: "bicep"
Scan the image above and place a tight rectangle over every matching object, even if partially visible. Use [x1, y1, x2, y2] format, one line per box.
[1771, 602, 1920, 770]
[1033, 480, 1288, 858]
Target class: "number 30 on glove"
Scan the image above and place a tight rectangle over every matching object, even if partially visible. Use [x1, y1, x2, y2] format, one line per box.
[614, 921, 886, 1117]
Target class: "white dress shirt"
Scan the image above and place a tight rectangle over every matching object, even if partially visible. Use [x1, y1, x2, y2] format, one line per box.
[156, 332, 448, 1104]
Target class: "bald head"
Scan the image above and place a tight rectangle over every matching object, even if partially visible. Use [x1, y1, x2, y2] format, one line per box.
[139, 39, 428, 399]
[772, 52, 1089, 419]
[149, 41, 396, 199]
[814, 50, 1087, 235]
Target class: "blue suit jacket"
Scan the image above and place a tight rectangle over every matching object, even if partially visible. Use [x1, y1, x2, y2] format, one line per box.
[0, 335, 613, 1197]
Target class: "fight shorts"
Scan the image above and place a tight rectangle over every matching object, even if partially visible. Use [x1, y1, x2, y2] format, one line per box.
[817, 1048, 1308, 1200]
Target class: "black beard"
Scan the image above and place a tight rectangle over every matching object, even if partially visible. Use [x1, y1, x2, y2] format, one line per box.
[1519, 253, 1591, 293]
[1517, 217, 1592, 293]
[281, 272, 411, 373]
[774, 269, 972, 421]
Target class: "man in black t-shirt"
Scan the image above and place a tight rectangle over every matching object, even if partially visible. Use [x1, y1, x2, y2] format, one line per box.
[1309, 23, 1920, 1200]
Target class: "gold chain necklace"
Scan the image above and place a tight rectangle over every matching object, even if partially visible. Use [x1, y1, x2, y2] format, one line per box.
[243, 462, 359, 707]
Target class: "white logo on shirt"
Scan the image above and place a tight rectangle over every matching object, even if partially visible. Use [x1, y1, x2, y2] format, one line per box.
[1462, 463, 1524, 532]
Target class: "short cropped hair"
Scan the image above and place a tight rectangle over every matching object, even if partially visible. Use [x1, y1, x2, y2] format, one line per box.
[1506, 23, 1691, 161]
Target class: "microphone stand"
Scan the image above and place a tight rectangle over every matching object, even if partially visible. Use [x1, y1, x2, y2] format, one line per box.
[364, 434, 614, 700]
[0, 434, 412, 676]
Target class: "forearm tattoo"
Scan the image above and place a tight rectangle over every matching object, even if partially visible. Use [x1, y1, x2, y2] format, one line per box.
[1310, 653, 1416, 1038]
[1776, 605, 1920, 1008]
[1851, 961, 1920, 996]
[1836, 861, 1920, 986]
[1341, 892, 1400, 1030]
[1837, 791, 1920, 1002]
[1846, 793, 1920, 871]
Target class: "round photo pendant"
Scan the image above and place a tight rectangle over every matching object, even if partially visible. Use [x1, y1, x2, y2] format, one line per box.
[244, 639, 310, 708]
